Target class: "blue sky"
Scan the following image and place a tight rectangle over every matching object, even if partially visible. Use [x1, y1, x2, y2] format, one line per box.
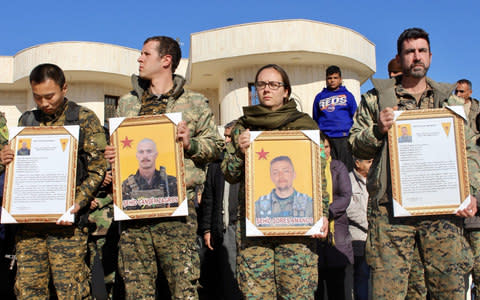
[1, 0, 479, 96]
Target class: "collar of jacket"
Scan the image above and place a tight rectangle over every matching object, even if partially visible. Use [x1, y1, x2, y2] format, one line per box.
[352, 169, 367, 185]
[240, 99, 311, 130]
[371, 76, 455, 109]
[130, 74, 186, 100]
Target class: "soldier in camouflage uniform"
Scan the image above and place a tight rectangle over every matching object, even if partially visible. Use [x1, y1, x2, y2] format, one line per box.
[0, 111, 16, 299]
[0, 112, 7, 174]
[104, 36, 222, 300]
[222, 64, 329, 299]
[0, 63, 107, 299]
[349, 28, 480, 300]
[453, 78, 480, 299]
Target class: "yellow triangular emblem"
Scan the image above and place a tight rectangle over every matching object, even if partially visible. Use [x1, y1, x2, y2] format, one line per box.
[442, 122, 451, 136]
[60, 138, 69, 151]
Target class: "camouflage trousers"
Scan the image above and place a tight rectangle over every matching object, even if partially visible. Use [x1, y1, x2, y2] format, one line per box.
[236, 220, 318, 300]
[405, 245, 428, 300]
[118, 197, 199, 300]
[88, 236, 116, 298]
[466, 230, 480, 299]
[366, 203, 473, 300]
[15, 225, 91, 300]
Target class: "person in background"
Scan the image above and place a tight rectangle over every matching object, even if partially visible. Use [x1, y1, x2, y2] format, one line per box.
[313, 65, 357, 171]
[199, 120, 241, 300]
[388, 58, 403, 78]
[454, 79, 480, 135]
[457, 78, 480, 299]
[315, 134, 353, 300]
[346, 156, 372, 300]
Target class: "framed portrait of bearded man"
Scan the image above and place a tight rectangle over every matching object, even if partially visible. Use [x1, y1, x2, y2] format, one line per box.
[245, 130, 323, 237]
[109, 113, 187, 220]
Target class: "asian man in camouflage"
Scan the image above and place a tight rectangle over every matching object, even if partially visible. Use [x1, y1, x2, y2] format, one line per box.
[349, 28, 480, 300]
[0, 63, 107, 299]
[104, 36, 222, 299]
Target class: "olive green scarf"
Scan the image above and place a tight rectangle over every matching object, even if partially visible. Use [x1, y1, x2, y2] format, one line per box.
[238, 100, 318, 130]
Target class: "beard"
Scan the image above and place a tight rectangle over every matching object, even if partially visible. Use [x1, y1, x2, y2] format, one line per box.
[405, 62, 429, 78]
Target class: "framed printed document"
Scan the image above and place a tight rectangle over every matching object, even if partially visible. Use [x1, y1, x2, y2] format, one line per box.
[245, 130, 323, 236]
[109, 113, 187, 221]
[389, 107, 470, 216]
[2, 126, 79, 223]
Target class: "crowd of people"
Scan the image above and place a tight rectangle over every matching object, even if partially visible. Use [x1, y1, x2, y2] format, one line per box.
[0, 26, 478, 300]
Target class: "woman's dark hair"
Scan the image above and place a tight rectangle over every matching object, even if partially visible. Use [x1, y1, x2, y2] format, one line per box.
[254, 64, 292, 100]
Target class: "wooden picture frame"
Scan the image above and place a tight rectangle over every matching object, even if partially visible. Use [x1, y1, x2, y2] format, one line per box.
[109, 113, 187, 220]
[2, 126, 79, 223]
[388, 107, 470, 216]
[245, 130, 323, 236]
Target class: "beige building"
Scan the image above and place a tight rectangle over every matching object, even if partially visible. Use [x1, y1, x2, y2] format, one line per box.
[0, 19, 375, 128]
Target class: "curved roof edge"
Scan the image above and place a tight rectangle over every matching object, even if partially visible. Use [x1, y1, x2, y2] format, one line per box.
[0, 41, 141, 86]
[189, 19, 376, 88]
[192, 19, 374, 47]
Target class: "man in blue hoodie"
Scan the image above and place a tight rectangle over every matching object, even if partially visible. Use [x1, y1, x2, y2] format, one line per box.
[313, 65, 357, 171]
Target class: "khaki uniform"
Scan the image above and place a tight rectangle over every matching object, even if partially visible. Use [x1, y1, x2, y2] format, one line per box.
[115, 74, 222, 300]
[463, 96, 480, 299]
[15, 99, 107, 300]
[349, 77, 480, 300]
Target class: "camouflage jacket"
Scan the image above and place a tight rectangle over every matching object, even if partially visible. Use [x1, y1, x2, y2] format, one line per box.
[221, 100, 330, 218]
[122, 168, 177, 201]
[466, 97, 480, 135]
[18, 99, 107, 209]
[462, 97, 480, 229]
[88, 192, 113, 236]
[349, 77, 480, 209]
[255, 189, 313, 227]
[0, 112, 7, 174]
[116, 74, 223, 195]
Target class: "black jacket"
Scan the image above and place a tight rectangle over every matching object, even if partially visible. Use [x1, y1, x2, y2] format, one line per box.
[200, 155, 239, 246]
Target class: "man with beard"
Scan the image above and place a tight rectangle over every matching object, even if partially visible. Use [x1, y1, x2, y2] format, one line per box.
[454, 79, 480, 134]
[121, 138, 177, 209]
[255, 155, 313, 227]
[350, 27, 480, 299]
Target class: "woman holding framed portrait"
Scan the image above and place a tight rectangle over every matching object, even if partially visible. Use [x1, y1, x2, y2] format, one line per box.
[222, 64, 329, 299]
